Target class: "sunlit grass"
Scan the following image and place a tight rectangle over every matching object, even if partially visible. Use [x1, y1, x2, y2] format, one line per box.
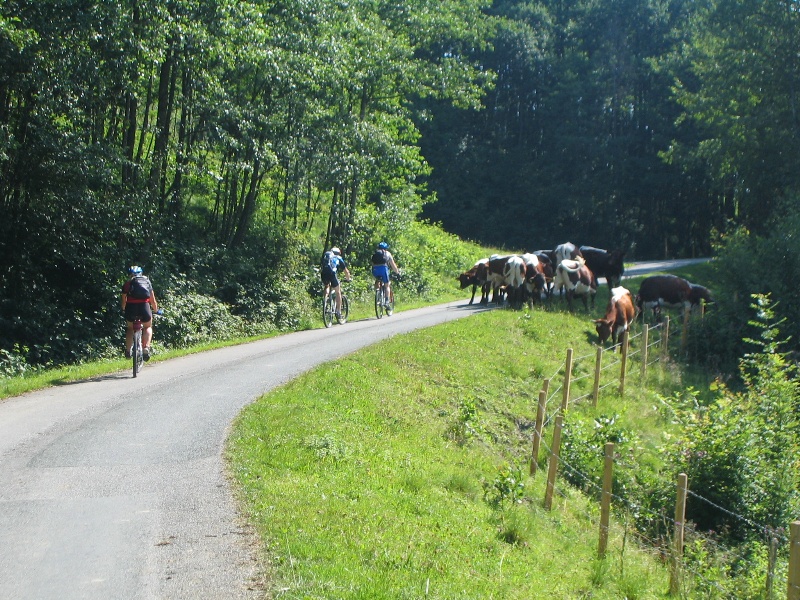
[228, 308, 678, 598]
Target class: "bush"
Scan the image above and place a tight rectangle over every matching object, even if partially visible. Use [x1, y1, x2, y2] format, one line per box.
[156, 292, 245, 348]
[665, 295, 800, 542]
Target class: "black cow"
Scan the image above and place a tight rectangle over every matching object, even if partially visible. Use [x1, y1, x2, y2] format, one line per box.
[579, 246, 626, 290]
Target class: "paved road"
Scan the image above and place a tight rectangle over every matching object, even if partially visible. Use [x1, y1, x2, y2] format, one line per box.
[0, 300, 490, 599]
[621, 257, 710, 278]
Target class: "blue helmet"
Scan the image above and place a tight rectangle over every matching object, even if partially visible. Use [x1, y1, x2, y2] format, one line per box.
[128, 265, 143, 275]
[378, 242, 389, 250]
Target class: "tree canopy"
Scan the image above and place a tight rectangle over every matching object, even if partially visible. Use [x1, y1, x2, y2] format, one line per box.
[1, 0, 799, 369]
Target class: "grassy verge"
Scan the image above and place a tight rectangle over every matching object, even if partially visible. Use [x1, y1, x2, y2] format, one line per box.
[227, 290, 690, 599]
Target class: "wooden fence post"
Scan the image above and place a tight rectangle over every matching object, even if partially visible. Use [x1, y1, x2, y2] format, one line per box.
[640, 324, 649, 383]
[530, 389, 547, 475]
[598, 442, 614, 558]
[670, 473, 688, 596]
[592, 346, 602, 407]
[789, 521, 800, 600]
[561, 348, 573, 413]
[663, 316, 670, 358]
[544, 414, 564, 511]
[619, 331, 629, 397]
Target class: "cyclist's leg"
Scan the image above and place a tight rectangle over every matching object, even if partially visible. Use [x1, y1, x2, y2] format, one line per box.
[142, 320, 153, 347]
[330, 272, 341, 315]
[125, 321, 134, 358]
[334, 285, 343, 315]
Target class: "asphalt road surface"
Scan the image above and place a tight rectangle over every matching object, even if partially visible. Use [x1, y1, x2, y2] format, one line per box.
[0, 258, 707, 599]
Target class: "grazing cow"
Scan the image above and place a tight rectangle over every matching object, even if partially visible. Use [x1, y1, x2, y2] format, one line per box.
[552, 242, 583, 296]
[689, 283, 714, 308]
[593, 287, 636, 348]
[553, 257, 597, 311]
[486, 254, 512, 305]
[579, 246, 626, 289]
[553, 242, 582, 267]
[636, 275, 712, 321]
[457, 258, 489, 305]
[532, 251, 555, 298]
[503, 255, 527, 309]
[520, 253, 547, 307]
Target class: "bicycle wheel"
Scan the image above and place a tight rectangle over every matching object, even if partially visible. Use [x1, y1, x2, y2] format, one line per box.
[386, 287, 394, 316]
[132, 330, 143, 377]
[339, 295, 349, 324]
[323, 292, 334, 328]
[374, 286, 384, 319]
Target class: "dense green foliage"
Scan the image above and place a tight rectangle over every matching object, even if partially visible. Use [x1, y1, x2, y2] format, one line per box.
[2, 0, 799, 374]
[419, 0, 800, 256]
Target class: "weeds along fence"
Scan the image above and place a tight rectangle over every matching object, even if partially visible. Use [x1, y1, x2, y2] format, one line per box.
[527, 310, 800, 599]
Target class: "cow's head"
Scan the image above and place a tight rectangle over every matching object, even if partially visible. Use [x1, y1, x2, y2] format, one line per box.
[457, 271, 476, 289]
[593, 318, 613, 344]
[689, 284, 713, 305]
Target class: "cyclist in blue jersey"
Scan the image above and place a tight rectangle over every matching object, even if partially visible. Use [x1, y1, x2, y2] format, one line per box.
[370, 242, 401, 307]
[320, 247, 352, 321]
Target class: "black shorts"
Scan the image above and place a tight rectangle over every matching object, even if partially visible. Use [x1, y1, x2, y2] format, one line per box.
[125, 302, 152, 323]
[321, 267, 340, 288]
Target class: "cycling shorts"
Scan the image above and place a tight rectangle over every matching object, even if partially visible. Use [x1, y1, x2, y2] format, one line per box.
[321, 266, 340, 288]
[372, 264, 390, 284]
[125, 302, 152, 324]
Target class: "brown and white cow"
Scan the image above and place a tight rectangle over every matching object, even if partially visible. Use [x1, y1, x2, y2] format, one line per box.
[503, 254, 527, 309]
[551, 242, 583, 296]
[636, 275, 713, 322]
[457, 258, 489, 305]
[486, 254, 511, 305]
[532, 251, 555, 299]
[553, 257, 597, 311]
[520, 253, 547, 308]
[593, 286, 636, 349]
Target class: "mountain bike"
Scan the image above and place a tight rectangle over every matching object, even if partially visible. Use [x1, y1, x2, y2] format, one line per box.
[131, 318, 145, 377]
[374, 278, 395, 319]
[130, 309, 162, 377]
[322, 284, 349, 328]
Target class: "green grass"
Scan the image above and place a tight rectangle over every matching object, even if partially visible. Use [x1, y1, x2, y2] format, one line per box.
[227, 302, 685, 599]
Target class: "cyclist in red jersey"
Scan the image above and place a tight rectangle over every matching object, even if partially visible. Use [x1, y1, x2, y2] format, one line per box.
[121, 266, 159, 360]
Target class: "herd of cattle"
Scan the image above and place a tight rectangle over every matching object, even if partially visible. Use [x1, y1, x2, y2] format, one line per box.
[457, 242, 713, 347]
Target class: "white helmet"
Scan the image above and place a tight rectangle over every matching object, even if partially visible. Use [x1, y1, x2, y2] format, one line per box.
[331, 247, 341, 255]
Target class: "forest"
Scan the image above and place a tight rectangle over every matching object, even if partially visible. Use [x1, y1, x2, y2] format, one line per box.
[1, 0, 799, 371]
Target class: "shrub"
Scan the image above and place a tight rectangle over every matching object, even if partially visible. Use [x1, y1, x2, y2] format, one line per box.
[156, 292, 245, 348]
[665, 295, 800, 542]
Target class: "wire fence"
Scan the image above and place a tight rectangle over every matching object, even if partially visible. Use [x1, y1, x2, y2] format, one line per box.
[524, 307, 799, 599]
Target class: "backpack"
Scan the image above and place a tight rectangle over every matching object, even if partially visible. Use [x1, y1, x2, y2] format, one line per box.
[321, 251, 337, 271]
[128, 275, 153, 299]
[371, 249, 387, 265]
